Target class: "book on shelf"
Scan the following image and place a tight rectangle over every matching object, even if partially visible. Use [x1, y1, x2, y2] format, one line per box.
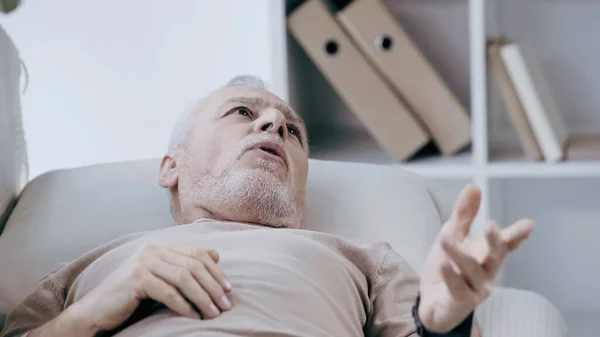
[287, 0, 430, 162]
[489, 36, 600, 163]
[329, 0, 471, 157]
[497, 38, 569, 163]
[487, 37, 544, 161]
[486, 37, 561, 162]
[287, 0, 471, 162]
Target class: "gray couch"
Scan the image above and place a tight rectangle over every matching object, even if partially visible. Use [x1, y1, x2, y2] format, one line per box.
[0, 159, 569, 336]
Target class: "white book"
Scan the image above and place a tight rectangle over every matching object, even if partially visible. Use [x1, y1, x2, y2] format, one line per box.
[500, 41, 569, 163]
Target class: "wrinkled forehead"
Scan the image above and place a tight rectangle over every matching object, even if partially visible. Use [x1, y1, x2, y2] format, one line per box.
[200, 86, 303, 124]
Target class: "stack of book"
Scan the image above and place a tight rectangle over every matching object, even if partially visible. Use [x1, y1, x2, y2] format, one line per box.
[487, 36, 600, 163]
[286, 0, 471, 162]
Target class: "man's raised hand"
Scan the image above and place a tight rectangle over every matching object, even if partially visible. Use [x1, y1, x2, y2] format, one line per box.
[417, 184, 534, 333]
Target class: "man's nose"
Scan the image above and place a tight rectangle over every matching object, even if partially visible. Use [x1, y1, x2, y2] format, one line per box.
[254, 109, 288, 141]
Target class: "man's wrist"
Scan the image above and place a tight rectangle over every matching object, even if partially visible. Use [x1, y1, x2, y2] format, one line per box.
[412, 294, 473, 336]
[27, 303, 100, 337]
[61, 303, 102, 336]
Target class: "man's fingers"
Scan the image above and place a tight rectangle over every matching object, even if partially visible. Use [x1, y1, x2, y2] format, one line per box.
[142, 255, 222, 319]
[440, 261, 469, 298]
[485, 221, 502, 252]
[482, 221, 504, 275]
[165, 244, 230, 291]
[500, 219, 535, 251]
[200, 250, 231, 292]
[207, 249, 220, 263]
[139, 269, 201, 320]
[186, 260, 232, 312]
[201, 256, 232, 293]
[441, 237, 488, 293]
[158, 250, 232, 312]
[164, 244, 219, 263]
[446, 184, 481, 238]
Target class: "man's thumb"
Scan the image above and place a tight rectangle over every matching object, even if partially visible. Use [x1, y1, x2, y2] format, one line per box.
[207, 249, 220, 263]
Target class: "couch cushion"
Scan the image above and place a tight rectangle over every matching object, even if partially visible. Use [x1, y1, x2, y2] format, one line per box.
[0, 158, 451, 317]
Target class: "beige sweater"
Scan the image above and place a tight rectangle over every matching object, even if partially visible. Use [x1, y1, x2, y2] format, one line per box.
[1, 219, 422, 337]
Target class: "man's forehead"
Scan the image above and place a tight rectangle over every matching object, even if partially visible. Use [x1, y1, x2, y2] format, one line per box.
[207, 86, 304, 124]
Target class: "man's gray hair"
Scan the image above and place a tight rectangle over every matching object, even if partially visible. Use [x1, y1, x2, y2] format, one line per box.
[168, 75, 270, 152]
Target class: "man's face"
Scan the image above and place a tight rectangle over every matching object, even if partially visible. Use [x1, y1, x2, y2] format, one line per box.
[164, 85, 309, 228]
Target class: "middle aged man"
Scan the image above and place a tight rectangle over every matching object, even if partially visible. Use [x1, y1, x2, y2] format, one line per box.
[1, 76, 534, 337]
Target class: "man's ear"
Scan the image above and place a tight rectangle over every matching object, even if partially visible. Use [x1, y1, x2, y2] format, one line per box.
[159, 154, 179, 189]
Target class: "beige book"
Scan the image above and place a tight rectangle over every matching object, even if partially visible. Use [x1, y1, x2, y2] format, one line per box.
[487, 38, 543, 161]
[499, 39, 568, 163]
[333, 0, 471, 156]
[287, 0, 430, 161]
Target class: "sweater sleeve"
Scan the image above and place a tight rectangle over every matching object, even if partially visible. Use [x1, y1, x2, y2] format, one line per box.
[364, 244, 482, 337]
[0, 233, 140, 337]
[0, 275, 64, 337]
[364, 244, 421, 337]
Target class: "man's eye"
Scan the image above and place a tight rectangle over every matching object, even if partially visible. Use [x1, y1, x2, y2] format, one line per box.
[234, 107, 252, 117]
[287, 124, 301, 139]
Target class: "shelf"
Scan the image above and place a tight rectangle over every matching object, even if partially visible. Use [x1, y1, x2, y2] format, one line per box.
[488, 161, 600, 178]
[307, 127, 475, 178]
[488, 150, 600, 178]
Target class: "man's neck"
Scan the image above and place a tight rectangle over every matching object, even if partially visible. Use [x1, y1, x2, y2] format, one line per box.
[178, 205, 264, 227]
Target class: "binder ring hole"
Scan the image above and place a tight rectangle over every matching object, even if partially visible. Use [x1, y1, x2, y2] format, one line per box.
[324, 40, 339, 55]
[375, 34, 393, 51]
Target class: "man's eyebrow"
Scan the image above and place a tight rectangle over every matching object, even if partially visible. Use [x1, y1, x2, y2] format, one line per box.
[226, 96, 306, 128]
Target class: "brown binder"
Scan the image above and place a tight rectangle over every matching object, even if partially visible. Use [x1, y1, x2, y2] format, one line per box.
[287, 0, 430, 161]
[331, 0, 471, 156]
[487, 38, 543, 161]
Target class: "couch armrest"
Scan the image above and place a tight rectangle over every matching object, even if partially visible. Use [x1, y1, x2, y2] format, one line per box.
[475, 287, 568, 337]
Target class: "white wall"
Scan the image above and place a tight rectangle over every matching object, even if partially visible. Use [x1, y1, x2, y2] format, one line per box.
[2, 0, 281, 178]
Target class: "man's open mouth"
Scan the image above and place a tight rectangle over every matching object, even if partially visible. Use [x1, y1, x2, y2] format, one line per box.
[245, 141, 287, 166]
[260, 147, 279, 156]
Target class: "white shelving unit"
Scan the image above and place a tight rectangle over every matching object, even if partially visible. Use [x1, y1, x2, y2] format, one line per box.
[486, 2, 600, 335]
[277, 0, 486, 227]
[274, 0, 600, 335]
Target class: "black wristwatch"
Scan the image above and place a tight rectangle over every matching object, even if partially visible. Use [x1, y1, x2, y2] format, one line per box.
[412, 294, 474, 337]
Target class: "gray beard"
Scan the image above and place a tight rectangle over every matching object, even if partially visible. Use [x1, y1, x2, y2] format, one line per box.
[192, 162, 302, 229]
